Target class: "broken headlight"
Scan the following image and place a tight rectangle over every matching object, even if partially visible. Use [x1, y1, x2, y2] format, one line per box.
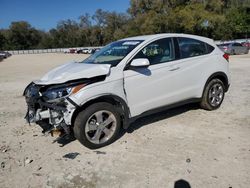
[43, 84, 85, 101]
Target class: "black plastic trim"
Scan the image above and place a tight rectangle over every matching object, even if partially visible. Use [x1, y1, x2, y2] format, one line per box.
[204, 72, 229, 93]
[66, 97, 80, 108]
[128, 98, 201, 124]
[74, 94, 130, 129]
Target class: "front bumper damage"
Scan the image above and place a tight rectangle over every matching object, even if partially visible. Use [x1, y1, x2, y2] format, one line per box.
[23, 83, 76, 138]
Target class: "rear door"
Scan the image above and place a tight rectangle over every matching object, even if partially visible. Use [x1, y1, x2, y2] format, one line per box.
[173, 37, 214, 97]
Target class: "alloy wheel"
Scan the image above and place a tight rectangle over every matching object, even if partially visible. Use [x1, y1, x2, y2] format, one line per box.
[85, 110, 117, 144]
[208, 83, 224, 107]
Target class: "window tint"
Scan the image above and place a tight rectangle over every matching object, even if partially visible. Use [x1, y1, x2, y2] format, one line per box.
[233, 43, 242, 47]
[178, 37, 207, 58]
[206, 44, 215, 53]
[218, 43, 231, 47]
[134, 38, 175, 65]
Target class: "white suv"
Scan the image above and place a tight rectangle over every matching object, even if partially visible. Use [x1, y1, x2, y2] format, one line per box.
[24, 34, 230, 149]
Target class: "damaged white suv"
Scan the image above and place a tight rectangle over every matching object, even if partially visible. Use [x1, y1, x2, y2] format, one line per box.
[24, 34, 230, 149]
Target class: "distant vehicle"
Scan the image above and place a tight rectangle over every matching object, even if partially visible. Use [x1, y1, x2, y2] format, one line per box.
[0, 51, 12, 58]
[24, 33, 230, 149]
[217, 42, 249, 55]
[66, 48, 100, 54]
[241, 41, 250, 49]
[87, 49, 92, 54]
[87, 49, 98, 54]
[69, 49, 77, 53]
[63, 49, 70, 53]
[76, 49, 83, 54]
[88, 48, 100, 54]
[95, 48, 101, 52]
[82, 48, 89, 54]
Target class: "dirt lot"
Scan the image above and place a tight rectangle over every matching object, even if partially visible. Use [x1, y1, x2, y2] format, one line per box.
[0, 53, 249, 188]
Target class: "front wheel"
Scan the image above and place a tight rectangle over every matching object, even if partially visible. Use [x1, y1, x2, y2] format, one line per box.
[73, 102, 121, 149]
[200, 79, 225, 110]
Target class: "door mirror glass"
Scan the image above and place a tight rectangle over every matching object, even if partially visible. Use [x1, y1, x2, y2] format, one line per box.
[130, 58, 150, 67]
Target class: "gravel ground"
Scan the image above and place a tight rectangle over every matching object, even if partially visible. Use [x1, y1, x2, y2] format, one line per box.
[0, 53, 249, 188]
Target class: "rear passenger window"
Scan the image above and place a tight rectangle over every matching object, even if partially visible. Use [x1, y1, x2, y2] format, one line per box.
[178, 37, 208, 58]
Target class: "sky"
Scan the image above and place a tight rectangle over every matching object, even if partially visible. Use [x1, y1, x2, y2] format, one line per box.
[0, 0, 130, 31]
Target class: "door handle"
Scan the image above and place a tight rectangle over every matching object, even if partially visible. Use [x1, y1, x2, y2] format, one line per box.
[169, 67, 180, 71]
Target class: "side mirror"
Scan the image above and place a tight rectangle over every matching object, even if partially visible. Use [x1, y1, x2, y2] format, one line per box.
[130, 58, 150, 68]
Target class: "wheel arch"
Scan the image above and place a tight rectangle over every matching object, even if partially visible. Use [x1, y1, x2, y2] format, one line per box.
[71, 94, 130, 129]
[203, 72, 229, 95]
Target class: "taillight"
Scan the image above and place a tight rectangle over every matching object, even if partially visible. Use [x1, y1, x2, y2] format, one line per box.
[223, 53, 229, 62]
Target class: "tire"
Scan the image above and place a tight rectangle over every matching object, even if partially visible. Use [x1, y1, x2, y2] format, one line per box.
[200, 79, 225, 111]
[73, 102, 121, 149]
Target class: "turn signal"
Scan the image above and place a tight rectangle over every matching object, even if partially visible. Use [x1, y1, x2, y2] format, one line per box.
[71, 84, 86, 94]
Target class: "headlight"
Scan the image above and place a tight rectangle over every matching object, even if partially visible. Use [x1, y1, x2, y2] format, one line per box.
[43, 84, 85, 101]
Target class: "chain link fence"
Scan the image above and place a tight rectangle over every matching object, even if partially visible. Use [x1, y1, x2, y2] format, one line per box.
[7, 47, 102, 55]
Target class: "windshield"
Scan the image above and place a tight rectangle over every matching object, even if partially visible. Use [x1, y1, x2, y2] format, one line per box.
[82, 40, 143, 66]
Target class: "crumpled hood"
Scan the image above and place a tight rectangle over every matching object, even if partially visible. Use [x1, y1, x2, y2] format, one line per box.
[34, 62, 111, 85]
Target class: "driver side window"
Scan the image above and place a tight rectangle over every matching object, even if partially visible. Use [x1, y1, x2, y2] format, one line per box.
[134, 38, 175, 65]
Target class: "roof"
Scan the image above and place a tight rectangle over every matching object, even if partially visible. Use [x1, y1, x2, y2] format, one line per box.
[121, 33, 214, 44]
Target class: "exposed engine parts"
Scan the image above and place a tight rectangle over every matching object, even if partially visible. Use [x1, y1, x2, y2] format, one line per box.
[23, 83, 76, 139]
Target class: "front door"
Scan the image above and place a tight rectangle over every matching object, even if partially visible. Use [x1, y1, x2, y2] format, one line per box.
[123, 37, 182, 116]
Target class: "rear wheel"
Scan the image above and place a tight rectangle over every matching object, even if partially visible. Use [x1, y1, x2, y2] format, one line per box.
[200, 79, 225, 110]
[73, 102, 121, 149]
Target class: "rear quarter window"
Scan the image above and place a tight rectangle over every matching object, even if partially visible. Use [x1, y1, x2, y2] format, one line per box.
[178, 37, 214, 59]
[206, 43, 215, 53]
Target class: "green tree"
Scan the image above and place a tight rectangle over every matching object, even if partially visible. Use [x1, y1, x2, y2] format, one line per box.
[224, 7, 250, 39]
[79, 13, 92, 28]
[2, 0, 250, 50]
[92, 9, 129, 43]
[7, 21, 42, 50]
[0, 31, 6, 50]
[54, 19, 80, 47]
